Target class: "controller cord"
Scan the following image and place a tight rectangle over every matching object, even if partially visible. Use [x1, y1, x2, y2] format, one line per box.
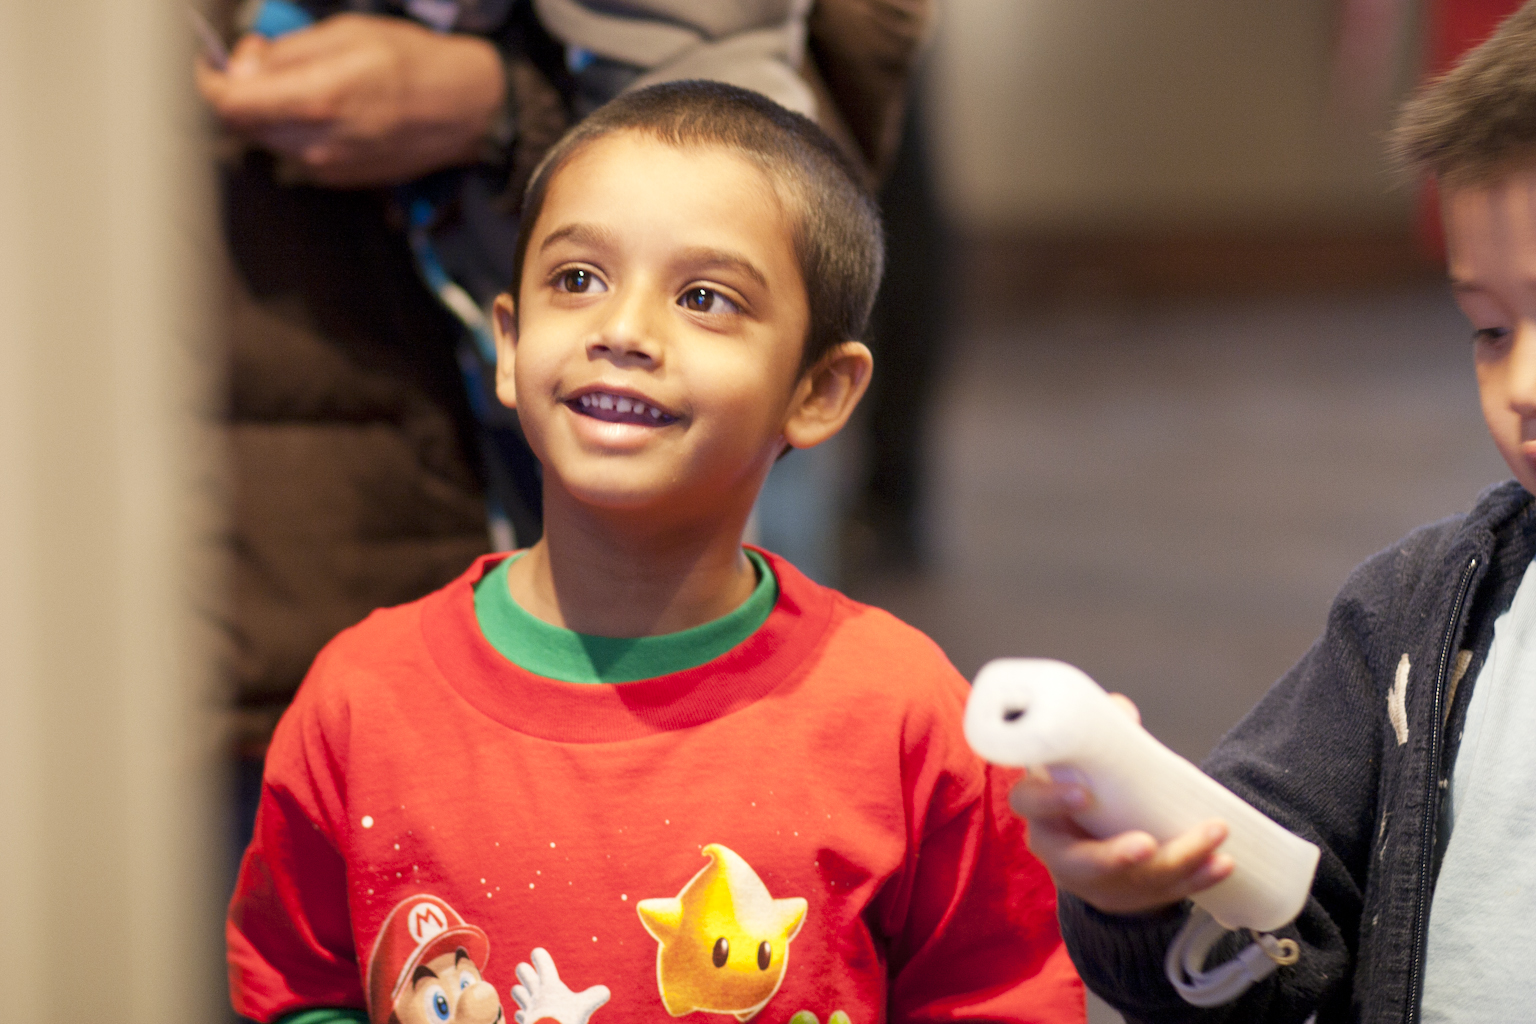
[1165, 907, 1300, 1007]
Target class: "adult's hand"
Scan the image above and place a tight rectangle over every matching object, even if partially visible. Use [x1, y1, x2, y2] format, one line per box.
[196, 13, 505, 188]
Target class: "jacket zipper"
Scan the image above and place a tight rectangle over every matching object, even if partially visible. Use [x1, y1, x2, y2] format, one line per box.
[1404, 554, 1478, 1024]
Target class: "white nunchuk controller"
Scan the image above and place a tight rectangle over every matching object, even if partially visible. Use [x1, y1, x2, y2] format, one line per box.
[964, 658, 1319, 934]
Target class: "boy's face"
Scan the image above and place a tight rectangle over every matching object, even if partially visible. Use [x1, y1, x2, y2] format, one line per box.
[493, 132, 817, 516]
[1446, 169, 1536, 495]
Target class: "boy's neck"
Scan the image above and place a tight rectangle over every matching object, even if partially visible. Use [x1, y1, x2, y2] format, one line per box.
[504, 486, 761, 638]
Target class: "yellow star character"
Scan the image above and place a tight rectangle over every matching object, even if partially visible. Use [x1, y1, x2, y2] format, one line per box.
[637, 844, 808, 1020]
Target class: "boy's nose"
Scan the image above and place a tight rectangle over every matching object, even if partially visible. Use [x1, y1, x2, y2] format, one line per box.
[1508, 321, 1536, 414]
[588, 287, 663, 366]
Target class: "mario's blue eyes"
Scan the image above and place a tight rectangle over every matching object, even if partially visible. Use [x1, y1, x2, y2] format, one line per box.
[424, 985, 451, 1021]
[459, 970, 475, 990]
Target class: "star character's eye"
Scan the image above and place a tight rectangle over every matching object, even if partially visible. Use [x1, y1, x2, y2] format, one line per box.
[712, 937, 729, 968]
[423, 984, 451, 1022]
[757, 941, 771, 970]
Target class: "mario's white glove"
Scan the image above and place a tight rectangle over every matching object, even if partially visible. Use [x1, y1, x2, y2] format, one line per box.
[511, 947, 611, 1024]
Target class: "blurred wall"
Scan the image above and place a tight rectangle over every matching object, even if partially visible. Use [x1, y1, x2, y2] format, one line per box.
[0, 3, 222, 1021]
[932, 0, 1421, 234]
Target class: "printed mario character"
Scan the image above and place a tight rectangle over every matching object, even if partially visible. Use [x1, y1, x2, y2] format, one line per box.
[367, 894, 503, 1024]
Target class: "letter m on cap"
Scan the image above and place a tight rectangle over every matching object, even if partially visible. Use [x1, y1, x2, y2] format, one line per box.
[409, 901, 448, 944]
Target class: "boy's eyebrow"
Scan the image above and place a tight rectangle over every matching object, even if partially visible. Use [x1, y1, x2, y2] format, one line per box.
[1448, 278, 1523, 299]
[674, 246, 768, 289]
[538, 222, 617, 254]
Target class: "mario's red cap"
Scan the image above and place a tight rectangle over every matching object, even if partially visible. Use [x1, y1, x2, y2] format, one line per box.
[365, 894, 490, 1024]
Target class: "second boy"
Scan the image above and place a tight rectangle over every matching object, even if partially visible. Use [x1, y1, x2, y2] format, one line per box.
[1012, 5, 1536, 1021]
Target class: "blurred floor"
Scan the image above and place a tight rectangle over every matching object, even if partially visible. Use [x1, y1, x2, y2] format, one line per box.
[843, 283, 1510, 1024]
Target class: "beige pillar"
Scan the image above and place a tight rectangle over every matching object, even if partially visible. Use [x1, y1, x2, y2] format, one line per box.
[0, 2, 222, 1021]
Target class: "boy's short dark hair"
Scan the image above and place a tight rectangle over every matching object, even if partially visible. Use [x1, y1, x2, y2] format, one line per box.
[512, 80, 884, 374]
[1393, 0, 1536, 186]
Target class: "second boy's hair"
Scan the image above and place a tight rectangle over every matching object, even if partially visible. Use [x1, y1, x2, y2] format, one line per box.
[1393, 0, 1536, 185]
[512, 80, 885, 374]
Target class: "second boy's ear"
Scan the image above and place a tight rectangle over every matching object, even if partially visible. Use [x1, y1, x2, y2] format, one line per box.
[782, 341, 874, 451]
[492, 292, 518, 409]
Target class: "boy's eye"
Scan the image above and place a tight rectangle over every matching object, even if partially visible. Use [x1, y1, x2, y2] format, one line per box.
[1474, 326, 1511, 344]
[680, 287, 739, 315]
[555, 268, 605, 294]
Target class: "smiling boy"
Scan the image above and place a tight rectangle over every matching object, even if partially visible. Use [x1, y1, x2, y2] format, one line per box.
[226, 82, 1083, 1024]
[1008, 6, 1536, 1022]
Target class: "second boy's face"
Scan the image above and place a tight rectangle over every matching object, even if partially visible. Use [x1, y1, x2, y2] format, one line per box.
[495, 133, 812, 515]
[1446, 170, 1536, 495]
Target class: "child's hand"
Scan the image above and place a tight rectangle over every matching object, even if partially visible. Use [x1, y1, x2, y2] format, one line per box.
[1006, 693, 1235, 916]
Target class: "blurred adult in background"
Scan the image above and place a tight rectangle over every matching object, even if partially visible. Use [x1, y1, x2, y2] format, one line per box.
[197, 2, 567, 836]
[196, 0, 933, 843]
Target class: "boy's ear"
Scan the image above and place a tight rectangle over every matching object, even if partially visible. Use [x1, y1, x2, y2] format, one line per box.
[492, 292, 518, 408]
[782, 341, 874, 451]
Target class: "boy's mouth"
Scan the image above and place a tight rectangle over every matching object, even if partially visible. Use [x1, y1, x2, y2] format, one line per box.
[568, 390, 679, 426]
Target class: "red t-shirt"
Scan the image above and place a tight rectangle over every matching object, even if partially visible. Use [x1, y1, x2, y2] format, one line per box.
[228, 551, 1084, 1024]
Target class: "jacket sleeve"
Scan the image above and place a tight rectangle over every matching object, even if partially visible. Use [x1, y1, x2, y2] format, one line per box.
[472, 0, 572, 210]
[877, 684, 1086, 1024]
[1058, 552, 1405, 1023]
[228, 655, 366, 1022]
[807, 0, 934, 180]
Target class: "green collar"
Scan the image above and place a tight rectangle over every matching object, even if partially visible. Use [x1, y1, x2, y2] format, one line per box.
[473, 549, 778, 683]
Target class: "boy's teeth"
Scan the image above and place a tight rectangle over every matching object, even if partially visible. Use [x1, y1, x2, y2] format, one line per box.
[577, 392, 669, 421]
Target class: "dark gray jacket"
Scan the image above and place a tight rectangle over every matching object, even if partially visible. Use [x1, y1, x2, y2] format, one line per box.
[1061, 480, 1536, 1024]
